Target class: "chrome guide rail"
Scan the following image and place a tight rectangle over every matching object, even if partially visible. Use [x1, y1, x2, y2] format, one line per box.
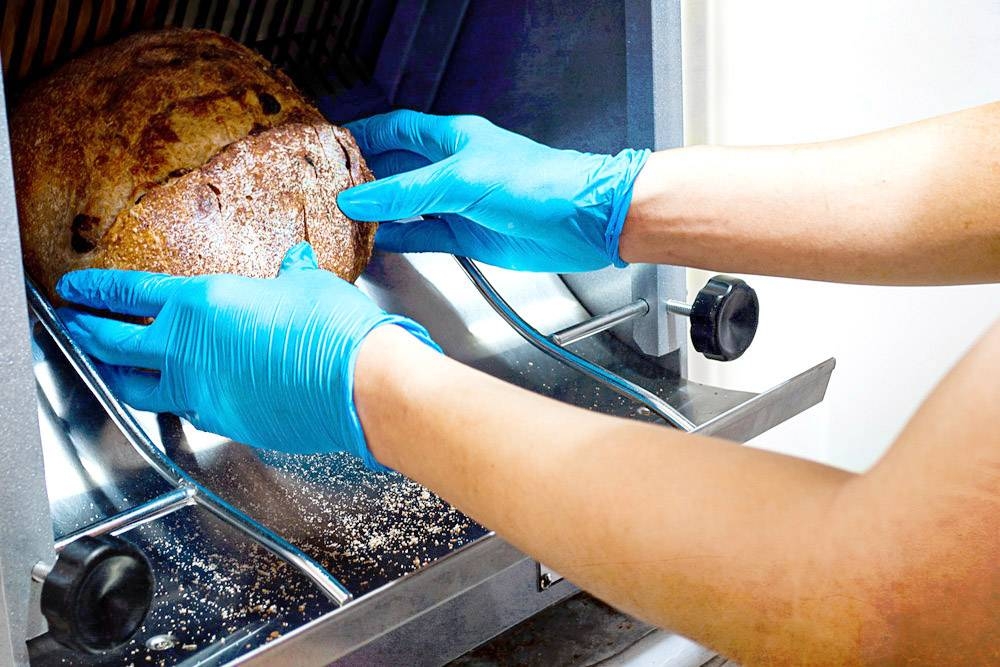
[26, 279, 353, 606]
[53, 487, 197, 552]
[456, 257, 698, 431]
[456, 258, 835, 440]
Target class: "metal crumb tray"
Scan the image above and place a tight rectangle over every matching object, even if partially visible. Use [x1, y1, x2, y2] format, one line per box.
[25, 252, 835, 666]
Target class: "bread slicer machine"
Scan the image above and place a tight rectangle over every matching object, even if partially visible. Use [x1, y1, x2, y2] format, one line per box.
[0, 1, 835, 665]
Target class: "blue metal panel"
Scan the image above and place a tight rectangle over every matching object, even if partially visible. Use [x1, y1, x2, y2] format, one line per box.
[320, 0, 678, 154]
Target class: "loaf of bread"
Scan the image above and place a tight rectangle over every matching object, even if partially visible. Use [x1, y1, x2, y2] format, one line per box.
[11, 28, 376, 299]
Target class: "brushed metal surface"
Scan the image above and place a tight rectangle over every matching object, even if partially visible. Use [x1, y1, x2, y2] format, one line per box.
[25, 247, 834, 666]
[0, 64, 55, 667]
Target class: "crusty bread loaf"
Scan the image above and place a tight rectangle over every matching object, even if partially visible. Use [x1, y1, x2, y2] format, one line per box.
[98, 122, 376, 282]
[11, 28, 375, 298]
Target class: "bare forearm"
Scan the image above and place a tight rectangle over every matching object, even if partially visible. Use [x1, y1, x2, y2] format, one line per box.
[620, 102, 1000, 285]
[357, 326, 860, 662]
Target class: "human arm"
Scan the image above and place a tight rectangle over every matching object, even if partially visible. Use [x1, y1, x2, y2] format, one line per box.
[340, 103, 1000, 285]
[622, 101, 1000, 285]
[356, 319, 1000, 665]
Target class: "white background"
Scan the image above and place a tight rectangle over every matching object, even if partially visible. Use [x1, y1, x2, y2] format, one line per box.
[681, 0, 1000, 472]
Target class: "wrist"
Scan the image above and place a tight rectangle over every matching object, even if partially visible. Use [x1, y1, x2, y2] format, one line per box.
[605, 148, 651, 267]
[620, 145, 732, 265]
[618, 148, 678, 264]
[352, 322, 442, 471]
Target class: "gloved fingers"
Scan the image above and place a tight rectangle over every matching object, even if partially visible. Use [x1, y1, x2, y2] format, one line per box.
[374, 219, 464, 255]
[57, 269, 188, 318]
[345, 109, 460, 162]
[99, 365, 176, 414]
[365, 149, 431, 179]
[278, 241, 319, 275]
[58, 308, 164, 370]
[337, 158, 466, 222]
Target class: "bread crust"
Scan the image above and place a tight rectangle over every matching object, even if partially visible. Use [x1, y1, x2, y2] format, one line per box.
[11, 28, 375, 297]
[98, 122, 375, 282]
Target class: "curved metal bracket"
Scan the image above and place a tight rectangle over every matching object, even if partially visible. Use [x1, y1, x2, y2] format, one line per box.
[457, 258, 835, 443]
[457, 257, 697, 431]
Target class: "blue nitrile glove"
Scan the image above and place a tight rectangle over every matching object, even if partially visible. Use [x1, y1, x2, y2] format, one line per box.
[55, 242, 438, 471]
[337, 110, 650, 272]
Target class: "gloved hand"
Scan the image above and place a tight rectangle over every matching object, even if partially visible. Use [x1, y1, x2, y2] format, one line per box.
[337, 110, 650, 272]
[56, 242, 438, 470]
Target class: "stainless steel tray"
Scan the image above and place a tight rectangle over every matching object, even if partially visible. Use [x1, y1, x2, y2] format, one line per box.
[26, 252, 834, 666]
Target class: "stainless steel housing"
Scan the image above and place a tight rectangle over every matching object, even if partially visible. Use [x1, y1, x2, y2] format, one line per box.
[0, 1, 835, 665]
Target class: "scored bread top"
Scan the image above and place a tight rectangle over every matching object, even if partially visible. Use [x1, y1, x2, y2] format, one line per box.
[11, 28, 375, 297]
[98, 122, 375, 283]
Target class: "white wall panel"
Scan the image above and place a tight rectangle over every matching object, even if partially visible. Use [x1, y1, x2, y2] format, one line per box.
[682, 0, 1000, 471]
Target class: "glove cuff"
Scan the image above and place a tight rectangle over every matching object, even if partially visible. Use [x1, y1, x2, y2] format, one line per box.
[605, 148, 651, 269]
[344, 317, 442, 473]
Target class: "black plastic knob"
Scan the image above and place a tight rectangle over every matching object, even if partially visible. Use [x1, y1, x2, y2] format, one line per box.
[40, 535, 155, 654]
[689, 275, 759, 361]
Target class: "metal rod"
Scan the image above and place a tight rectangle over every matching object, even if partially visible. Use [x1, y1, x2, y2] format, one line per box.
[54, 487, 196, 552]
[455, 258, 697, 431]
[665, 299, 692, 317]
[27, 279, 353, 606]
[550, 299, 649, 347]
[31, 561, 52, 584]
